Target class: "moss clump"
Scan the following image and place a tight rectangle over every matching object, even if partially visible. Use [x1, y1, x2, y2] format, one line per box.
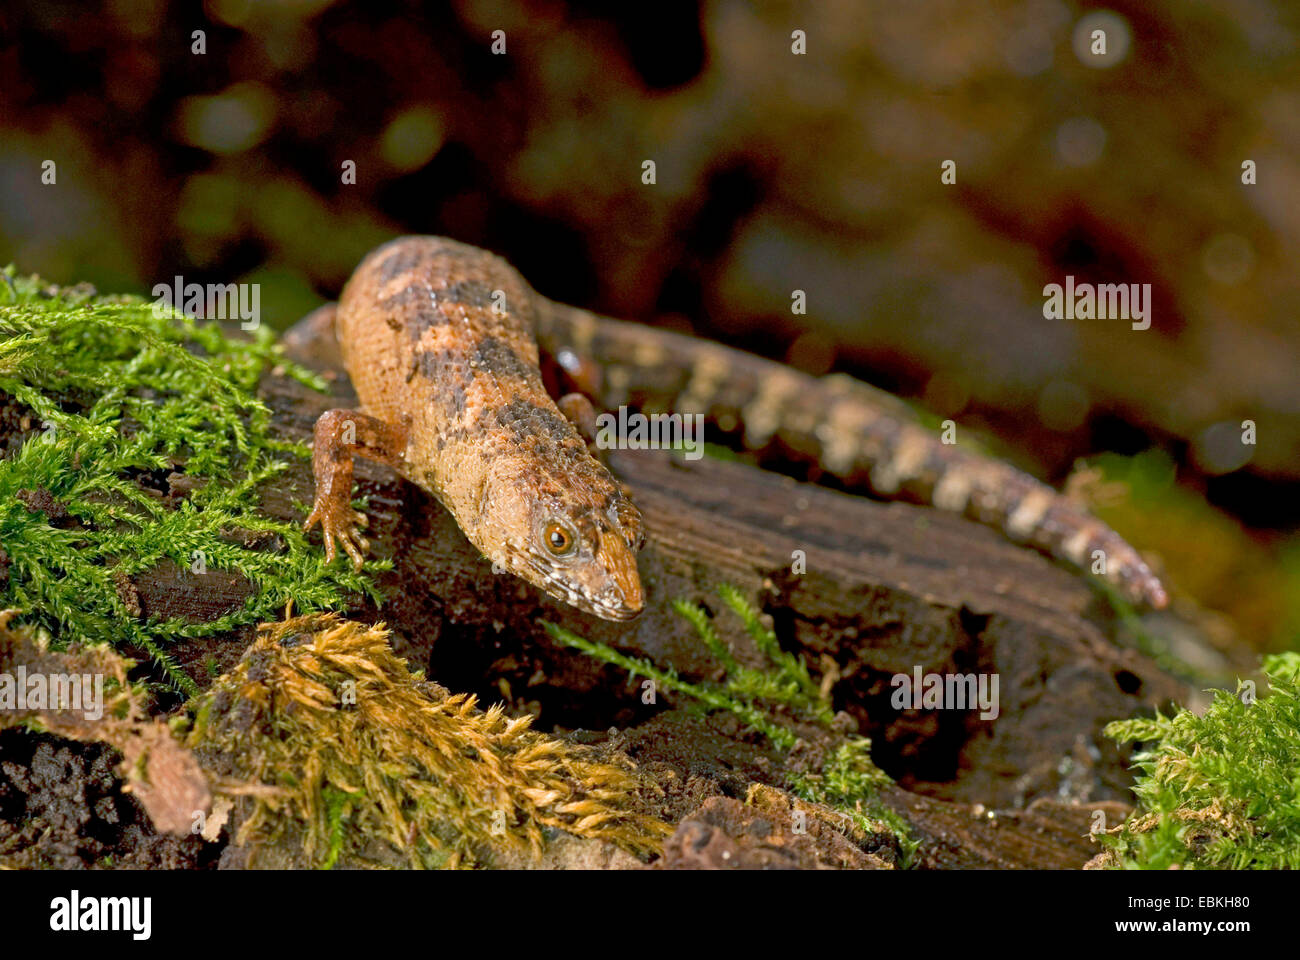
[187, 612, 670, 869]
[545, 583, 915, 859]
[0, 271, 377, 694]
[1101, 652, 1300, 869]
[787, 738, 918, 865]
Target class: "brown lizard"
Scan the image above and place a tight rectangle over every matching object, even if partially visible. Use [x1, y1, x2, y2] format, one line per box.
[303, 235, 1168, 619]
[303, 235, 645, 621]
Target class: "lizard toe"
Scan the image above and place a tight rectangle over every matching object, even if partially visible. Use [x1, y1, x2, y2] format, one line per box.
[341, 533, 366, 570]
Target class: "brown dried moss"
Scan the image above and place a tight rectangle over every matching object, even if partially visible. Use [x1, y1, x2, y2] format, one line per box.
[187, 611, 671, 868]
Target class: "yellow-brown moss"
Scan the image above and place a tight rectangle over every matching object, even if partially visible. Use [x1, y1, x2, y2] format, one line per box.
[187, 611, 671, 868]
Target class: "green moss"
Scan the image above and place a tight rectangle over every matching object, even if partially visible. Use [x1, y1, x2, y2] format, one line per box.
[787, 738, 919, 866]
[716, 582, 830, 719]
[666, 441, 743, 464]
[545, 583, 915, 858]
[0, 269, 379, 695]
[1102, 651, 1300, 869]
[545, 582, 838, 749]
[318, 786, 353, 871]
[544, 616, 798, 749]
[1095, 581, 1224, 688]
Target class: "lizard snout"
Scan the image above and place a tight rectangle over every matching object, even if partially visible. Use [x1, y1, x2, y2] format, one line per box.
[589, 572, 642, 621]
[605, 577, 644, 620]
[590, 539, 643, 620]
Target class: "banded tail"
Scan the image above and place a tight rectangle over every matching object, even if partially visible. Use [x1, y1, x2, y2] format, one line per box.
[535, 301, 1168, 610]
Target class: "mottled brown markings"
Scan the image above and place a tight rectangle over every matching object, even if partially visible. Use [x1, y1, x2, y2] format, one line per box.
[379, 284, 438, 317]
[443, 379, 468, 418]
[433, 424, 471, 452]
[536, 295, 1169, 609]
[1005, 487, 1054, 540]
[408, 345, 472, 388]
[404, 296, 455, 350]
[376, 247, 426, 286]
[536, 477, 567, 501]
[422, 242, 493, 265]
[383, 278, 497, 317]
[495, 397, 581, 448]
[326, 235, 1166, 613]
[473, 336, 537, 382]
[410, 347, 446, 381]
[441, 280, 496, 309]
[403, 347, 472, 421]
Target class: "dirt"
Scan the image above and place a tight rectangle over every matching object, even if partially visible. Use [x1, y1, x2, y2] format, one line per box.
[0, 731, 212, 870]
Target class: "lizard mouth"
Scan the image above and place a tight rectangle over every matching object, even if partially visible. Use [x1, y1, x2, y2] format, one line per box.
[587, 596, 643, 621]
[507, 546, 643, 621]
[551, 575, 643, 622]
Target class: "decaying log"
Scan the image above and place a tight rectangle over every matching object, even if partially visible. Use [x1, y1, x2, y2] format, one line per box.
[121, 330, 1189, 869]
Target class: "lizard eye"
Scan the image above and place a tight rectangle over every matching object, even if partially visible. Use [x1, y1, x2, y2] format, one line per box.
[543, 521, 576, 556]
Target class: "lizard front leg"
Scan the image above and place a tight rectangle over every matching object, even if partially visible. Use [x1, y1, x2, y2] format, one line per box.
[557, 392, 600, 445]
[558, 391, 622, 472]
[303, 409, 410, 569]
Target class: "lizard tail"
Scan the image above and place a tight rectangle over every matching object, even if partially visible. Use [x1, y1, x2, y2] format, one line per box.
[536, 301, 1168, 609]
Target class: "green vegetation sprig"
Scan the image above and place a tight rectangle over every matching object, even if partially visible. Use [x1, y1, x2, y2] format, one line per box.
[1103, 651, 1300, 869]
[545, 582, 914, 859]
[0, 271, 376, 694]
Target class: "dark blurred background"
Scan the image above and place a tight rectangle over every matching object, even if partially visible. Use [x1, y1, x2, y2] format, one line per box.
[1, 0, 1297, 659]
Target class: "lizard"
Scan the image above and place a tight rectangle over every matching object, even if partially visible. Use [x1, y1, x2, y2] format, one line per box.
[302, 235, 1168, 622]
[303, 235, 646, 622]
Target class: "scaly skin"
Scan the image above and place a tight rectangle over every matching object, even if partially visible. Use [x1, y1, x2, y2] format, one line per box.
[304, 235, 645, 621]
[306, 235, 1167, 616]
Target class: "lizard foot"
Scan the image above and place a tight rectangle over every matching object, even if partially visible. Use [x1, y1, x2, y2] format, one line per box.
[303, 500, 370, 570]
[559, 392, 616, 467]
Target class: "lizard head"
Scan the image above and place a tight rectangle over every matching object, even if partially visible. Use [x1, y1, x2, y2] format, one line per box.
[477, 456, 645, 621]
